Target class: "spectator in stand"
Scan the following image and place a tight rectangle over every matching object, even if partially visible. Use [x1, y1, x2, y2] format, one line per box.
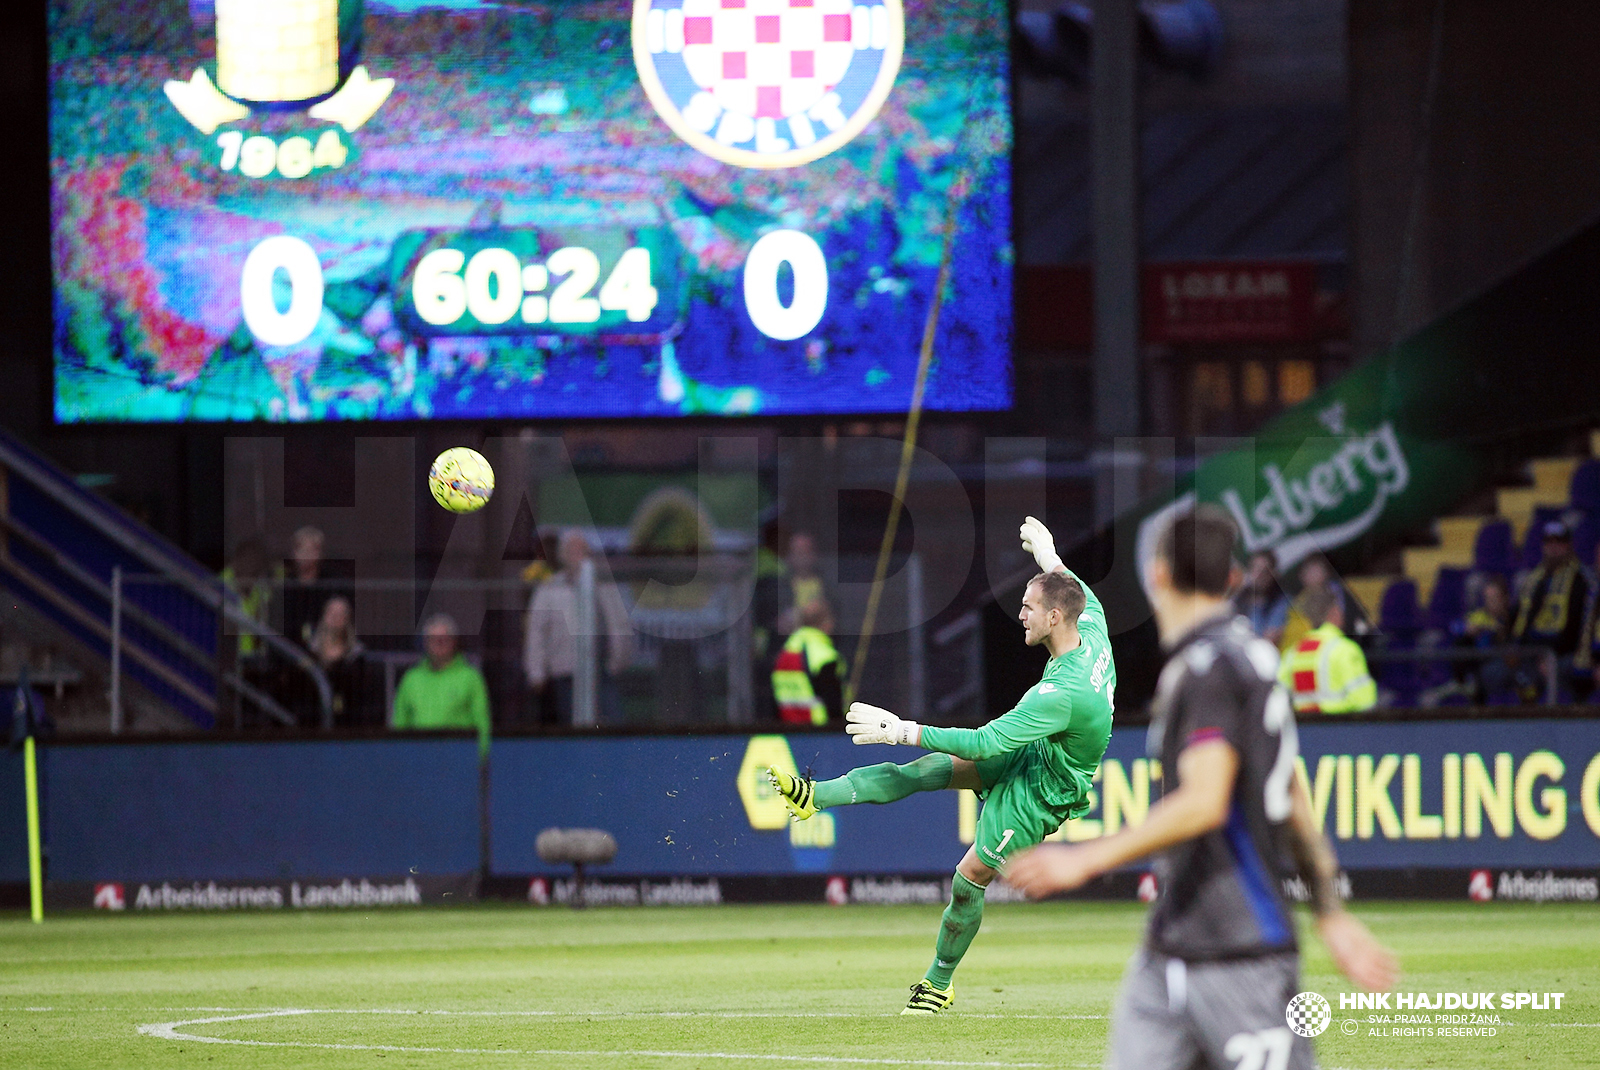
[1278, 556, 1349, 655]
[1461, 574, 1513, 701]
[523, 530, 633, 725]
[393, 614, 491, 761]
[309, 597, 381, 726]
[489, 531, 565, 728]
[754, 529, 840, 722]
[1464, 575, 1512, 643]
[519, 530, 562, 588]
[1510, 520, 1594, 702]
[751, 521, 790, 661]
[772, 532, 837, 641]
[221, 539, 272, 659]
[1233, 550, 1288, 646]
[220, 538, 280, 727]
[770, 598, 847, 726]
[311, 596, 359, 664]
[281, 526, 353, 650]
[1279, 588, 1376, 714]
[750, 521, 791, 720]
[1571, 541, 1600, 703]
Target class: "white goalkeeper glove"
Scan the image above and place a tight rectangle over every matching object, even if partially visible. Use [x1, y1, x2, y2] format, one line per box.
[845, 702, 920, 746]
[1020, 515, 1064, 575]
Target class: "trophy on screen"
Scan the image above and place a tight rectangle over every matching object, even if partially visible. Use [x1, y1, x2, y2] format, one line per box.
[216, 0, 342, 105]
[164, 0, 392, 135]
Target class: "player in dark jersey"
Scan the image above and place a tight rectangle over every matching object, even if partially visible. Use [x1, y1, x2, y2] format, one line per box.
[1006, 505, 1396, 1070]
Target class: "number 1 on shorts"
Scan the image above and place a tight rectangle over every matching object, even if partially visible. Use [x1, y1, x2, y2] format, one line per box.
[996, 828, 1015, 854]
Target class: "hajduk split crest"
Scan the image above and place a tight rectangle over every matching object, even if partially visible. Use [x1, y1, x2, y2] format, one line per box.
[633, 0, 904, 169]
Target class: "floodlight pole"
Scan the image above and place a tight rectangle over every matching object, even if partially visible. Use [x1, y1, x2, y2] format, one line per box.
[1091, 0, 1143, 528]
[574, 557, 597, 727]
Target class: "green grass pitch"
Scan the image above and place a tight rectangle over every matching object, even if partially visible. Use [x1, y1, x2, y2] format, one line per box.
[1, 901, 1596, 1069]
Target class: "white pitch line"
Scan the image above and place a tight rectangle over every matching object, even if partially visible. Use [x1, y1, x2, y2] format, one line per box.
[333, 1009, 1107, 1021]
[1325, 1066, 1469, 1070]
[9, 1007, 262, 1014]
[140, 1009, 318, 1035]
[10, 1004, 1105, 1022]
[121, 1006, 1105, 1021]
[136, 1009, 1068, 1067]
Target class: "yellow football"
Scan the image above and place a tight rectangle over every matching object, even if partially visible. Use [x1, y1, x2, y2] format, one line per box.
[428, 447, 495, 514]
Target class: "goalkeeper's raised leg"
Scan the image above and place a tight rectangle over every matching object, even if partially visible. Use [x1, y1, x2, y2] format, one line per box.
[768, 754, 956, 820]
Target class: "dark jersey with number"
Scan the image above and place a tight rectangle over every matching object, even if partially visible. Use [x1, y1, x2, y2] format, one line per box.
[1144, 613, 1301, 962]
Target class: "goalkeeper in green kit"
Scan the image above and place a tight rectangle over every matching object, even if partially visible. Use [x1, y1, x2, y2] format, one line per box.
[768, 517, 1115, 1014]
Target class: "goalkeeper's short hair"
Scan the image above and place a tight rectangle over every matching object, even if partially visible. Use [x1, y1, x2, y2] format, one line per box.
[1028, 570, 1086, 622]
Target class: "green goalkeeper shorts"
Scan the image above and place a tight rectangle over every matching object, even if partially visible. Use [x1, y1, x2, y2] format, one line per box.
[972, 745, 1081, 869]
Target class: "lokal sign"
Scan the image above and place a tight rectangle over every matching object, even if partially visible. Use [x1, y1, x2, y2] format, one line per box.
[1017, 261, 1323, 349]
[1143, 261, 1317, 344]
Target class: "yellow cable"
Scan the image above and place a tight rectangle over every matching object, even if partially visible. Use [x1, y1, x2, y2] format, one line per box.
[847, 175, 969, 701]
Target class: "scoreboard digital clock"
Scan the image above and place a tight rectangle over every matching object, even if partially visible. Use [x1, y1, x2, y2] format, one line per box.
[49, 0, 1011, 422]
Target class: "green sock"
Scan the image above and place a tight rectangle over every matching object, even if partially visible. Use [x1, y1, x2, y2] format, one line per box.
[812, 753, 953, 809]
[924, 872, 986, 989]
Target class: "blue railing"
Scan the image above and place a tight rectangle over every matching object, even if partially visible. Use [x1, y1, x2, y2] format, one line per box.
[0, 425, 329, 729]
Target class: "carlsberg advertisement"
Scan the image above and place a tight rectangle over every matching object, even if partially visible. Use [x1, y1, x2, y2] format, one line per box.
[1136, 352, 1467, 586]
[1119, 214, 1600, 622]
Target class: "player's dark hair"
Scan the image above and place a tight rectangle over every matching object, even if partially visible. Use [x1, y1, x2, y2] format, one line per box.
[1028, 571, 1087, 622]
[1157, 505, 1239, 596]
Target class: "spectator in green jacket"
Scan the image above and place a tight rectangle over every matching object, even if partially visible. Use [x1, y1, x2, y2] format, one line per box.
[392, 613, 491, 762]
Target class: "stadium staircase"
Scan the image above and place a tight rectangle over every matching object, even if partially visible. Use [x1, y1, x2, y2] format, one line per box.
[1345, 434, 1600, 622]
[1339, 432, 1600, 704]
[0, 425, 329, 732]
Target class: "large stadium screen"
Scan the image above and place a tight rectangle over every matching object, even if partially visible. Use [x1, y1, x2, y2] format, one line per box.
[48, 0, 1012, 422]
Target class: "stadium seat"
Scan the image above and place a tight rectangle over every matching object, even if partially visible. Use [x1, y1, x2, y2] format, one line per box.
[1418, 568, 1471, 693]
[1343, 576, 1391, 624]
[1571, 459, 1600, 516]
[1576, 513, 1600, 568]
[1372, 579, 1423, 706]
[1427, 567, 1469, 633]
[1379, 578, 1422, 635]
[1473, 519, 1516, 576]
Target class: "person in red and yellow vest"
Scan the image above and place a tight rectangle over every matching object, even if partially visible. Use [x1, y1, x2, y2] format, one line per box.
[771, 599, 846, 726]
[1278, 588, 1376, 714]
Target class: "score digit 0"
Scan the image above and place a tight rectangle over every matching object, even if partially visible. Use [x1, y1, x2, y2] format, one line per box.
[240, 235, 325, 346]
[412, 246, 658, 328]
[743, 230, 828, 341]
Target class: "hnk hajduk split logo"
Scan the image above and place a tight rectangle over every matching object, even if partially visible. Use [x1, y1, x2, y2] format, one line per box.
[1286, 991, 1332, 1038]
[633, 0, 904, 168]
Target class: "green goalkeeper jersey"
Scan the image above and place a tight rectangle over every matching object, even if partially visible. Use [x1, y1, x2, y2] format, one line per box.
[918, 573, 1115, 812]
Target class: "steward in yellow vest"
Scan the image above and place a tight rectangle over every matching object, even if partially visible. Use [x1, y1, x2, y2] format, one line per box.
[771, 600, 846, 726]
[1278, 589, 1376, 714]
